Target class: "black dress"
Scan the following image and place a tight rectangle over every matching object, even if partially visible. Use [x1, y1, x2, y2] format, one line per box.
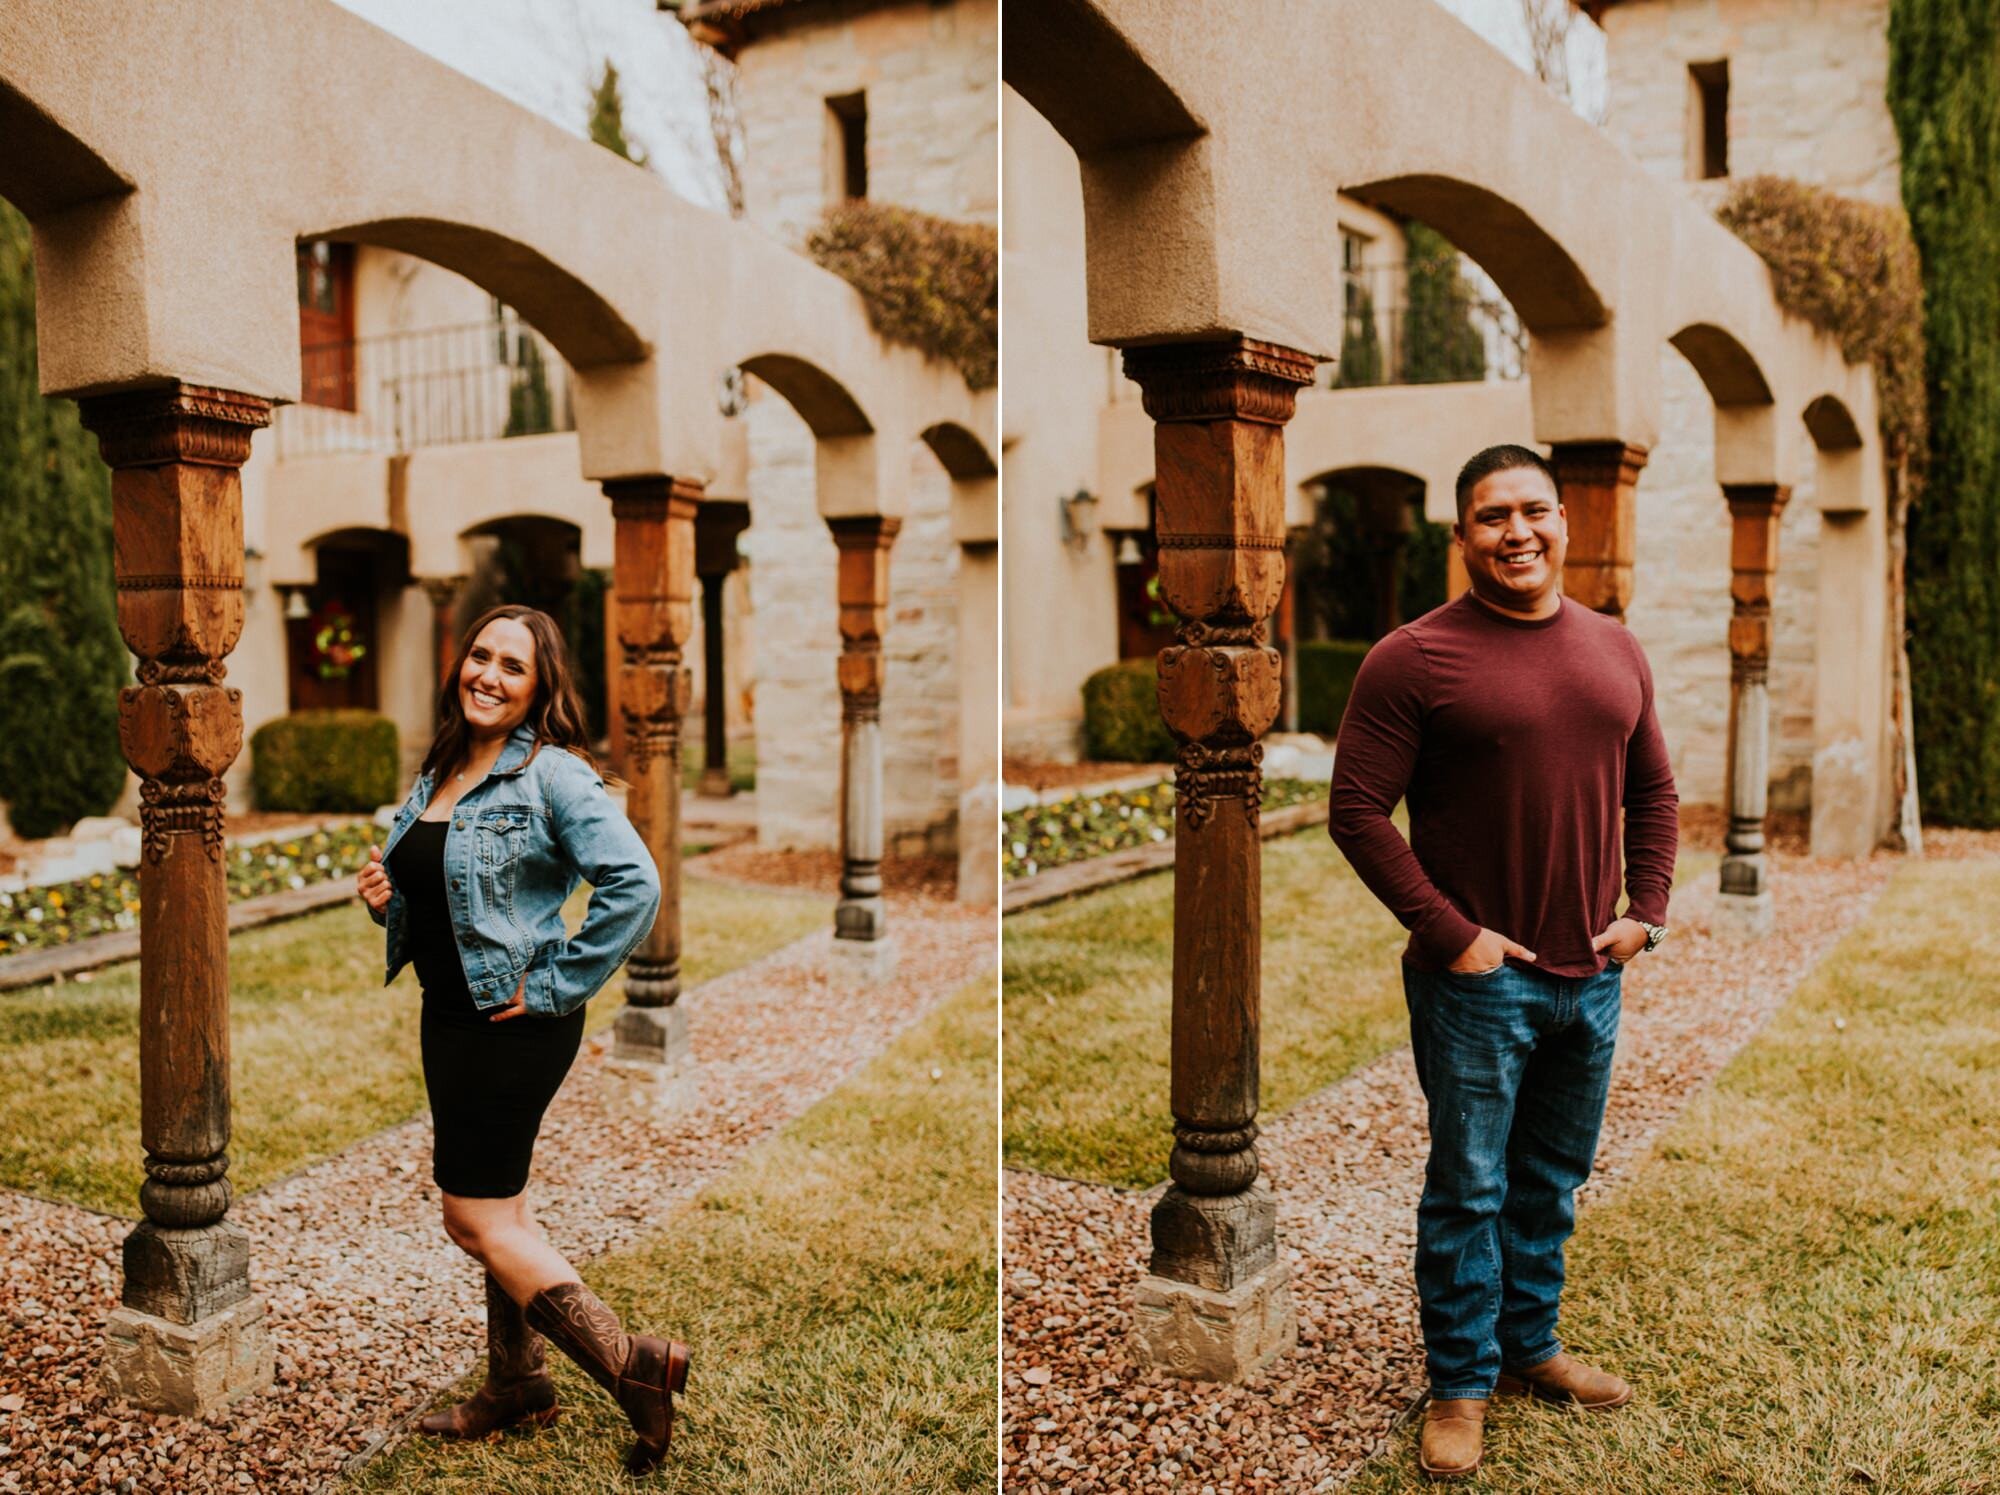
[390, 817, 585, 1199]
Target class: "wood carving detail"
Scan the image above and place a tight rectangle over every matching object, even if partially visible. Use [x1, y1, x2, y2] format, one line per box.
[1123, 338, 1318, 425]
[1552, 441, 1649, 620]
[1724, 484, 1790, 685]
[120, 684, 242, 864]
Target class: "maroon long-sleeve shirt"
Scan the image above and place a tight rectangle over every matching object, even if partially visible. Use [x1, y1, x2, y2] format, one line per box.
[1328, 593, 1679, 978]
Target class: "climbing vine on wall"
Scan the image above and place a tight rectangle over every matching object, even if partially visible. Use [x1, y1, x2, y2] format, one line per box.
[807, 202, 998, 390]
[1887, 1, 2000, 826]
[1716, 176, 1925, 475]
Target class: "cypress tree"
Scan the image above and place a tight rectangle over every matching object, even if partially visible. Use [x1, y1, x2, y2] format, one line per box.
[1400, 222, 1489, 385]
[588, 61, 648, 167]
[1889, 0, 2000, 823]
[0, 201, 128, 838]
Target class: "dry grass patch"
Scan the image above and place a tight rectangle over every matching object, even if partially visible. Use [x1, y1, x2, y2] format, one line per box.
[1348, 855, 2000, 1494]
[350, 977, 997, 1494]
[1004, 836, 1715, 1188]
[0, 881, 825, 1216]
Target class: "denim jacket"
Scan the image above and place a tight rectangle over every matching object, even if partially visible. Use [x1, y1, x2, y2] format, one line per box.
[369, 724, 661, 1018]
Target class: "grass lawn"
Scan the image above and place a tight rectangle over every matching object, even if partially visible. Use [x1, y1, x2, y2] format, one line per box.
[1348, 854, 2000, 1494]
[1004, 828, 1717, 1188]
[0, 880, 826, 1217]
[350, 976, 997, 1494]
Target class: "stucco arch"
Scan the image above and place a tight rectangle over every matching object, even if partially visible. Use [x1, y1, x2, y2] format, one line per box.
[921, 421, 999, 480]
[0, 78, 131, 218]
[739, 353, 875, 439]
[1348, 176, 1605, 335]
[1803, 393, 1865, 452]
[306, 219, 647, 371]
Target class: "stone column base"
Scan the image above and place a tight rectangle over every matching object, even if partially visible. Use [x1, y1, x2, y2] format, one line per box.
[697, 767, 734, 798]
[605, 1004, 698, 1115]
[1712, 888, 1774, 940]
[101, 1296, 273, 1415]
[1129, 1257, 1295, 1383]
[827, 935, 897, 985]
[956, 780, 999, 907]
[834, 895, 886, 943]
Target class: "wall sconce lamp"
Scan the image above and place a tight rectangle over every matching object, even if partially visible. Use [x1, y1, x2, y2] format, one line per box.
[1059, 488, 1099, 551]
[243, 545, 266, 599]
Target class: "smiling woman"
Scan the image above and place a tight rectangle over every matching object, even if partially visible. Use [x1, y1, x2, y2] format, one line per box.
[356, 604, 688, 1474]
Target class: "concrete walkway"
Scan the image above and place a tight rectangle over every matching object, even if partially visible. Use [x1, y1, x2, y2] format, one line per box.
[1003, 852, 1903, 1494]
[0, 895, 992, 1494]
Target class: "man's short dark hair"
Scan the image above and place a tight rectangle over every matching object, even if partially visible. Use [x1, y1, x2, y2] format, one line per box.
[1454, 444, 1556, 520]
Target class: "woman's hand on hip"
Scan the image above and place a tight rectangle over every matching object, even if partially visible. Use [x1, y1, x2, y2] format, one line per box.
[357, 845, 393, 913]
[489, 976, 529, 1022]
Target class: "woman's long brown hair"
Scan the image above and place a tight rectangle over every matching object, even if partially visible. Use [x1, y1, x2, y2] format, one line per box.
[420, 605, 600, 783]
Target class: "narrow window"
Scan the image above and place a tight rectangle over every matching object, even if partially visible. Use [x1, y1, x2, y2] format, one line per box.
[1689, 60, 1729, 180]
[826, 92, 868, 202]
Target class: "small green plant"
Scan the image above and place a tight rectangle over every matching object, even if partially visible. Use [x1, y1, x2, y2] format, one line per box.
[586, 60, 647, 167]
[1296, 638, 1373, 735]
[250, 710, 399, 813]
[1081, 659, 1174, 764]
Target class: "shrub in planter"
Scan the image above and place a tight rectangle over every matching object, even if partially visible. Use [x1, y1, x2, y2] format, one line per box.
[251, 711, 399, 812]
[1297, 639, 1373, 736]
[1082, 660, 1175, 764]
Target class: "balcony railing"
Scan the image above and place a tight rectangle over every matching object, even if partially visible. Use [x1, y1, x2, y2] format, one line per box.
[1329, 260, 1526, 389]
[278, 315, 576, 459]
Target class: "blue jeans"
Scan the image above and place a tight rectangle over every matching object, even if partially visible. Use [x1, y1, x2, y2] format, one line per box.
[1401, 959, 1622, 1399]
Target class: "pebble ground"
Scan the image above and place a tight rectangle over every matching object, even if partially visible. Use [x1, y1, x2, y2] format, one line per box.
[1003, 848, 1942, 1493]
[0, 890, 992, 1494]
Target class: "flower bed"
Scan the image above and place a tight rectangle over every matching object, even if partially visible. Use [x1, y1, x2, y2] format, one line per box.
[0, 824, 376, 956]
[1002, 776, 1327, 880]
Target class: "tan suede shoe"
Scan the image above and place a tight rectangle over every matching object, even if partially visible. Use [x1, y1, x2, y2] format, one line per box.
[1495, 1351, 1632, 1410]
[1418, 1397, 1486, 1481]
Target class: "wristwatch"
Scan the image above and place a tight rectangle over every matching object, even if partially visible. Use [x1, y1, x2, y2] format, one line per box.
[1636, 919, 1669, 953]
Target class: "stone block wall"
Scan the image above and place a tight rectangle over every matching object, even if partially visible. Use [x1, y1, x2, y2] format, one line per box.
[732, 0, 999, 237]
[1602, 0, 1896, 813]
[1627, 348, 1819, 812]
[746, 386, 960, 851]
[1598, 0, 1899, 206]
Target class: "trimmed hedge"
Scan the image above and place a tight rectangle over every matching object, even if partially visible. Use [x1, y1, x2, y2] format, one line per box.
[1889, 1, 2000, 824]
[251, 711, 400, 813]
[1297, 639, 1372, 737]
[1082, 660, 1174, 764]
[807, 202, 998, 390]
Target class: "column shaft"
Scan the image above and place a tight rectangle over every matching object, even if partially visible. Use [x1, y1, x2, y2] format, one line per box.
[693, 500, 749, 799]
[1121, 337, 1315, 1382]
[605, 478, 697, 1064]
[1551, 442, 1648, 622]
[79, 383, 275, 1413]
[419, 575, 464, 722]
[827, 516, 901, 943]
[1720, 484, 1789, 917]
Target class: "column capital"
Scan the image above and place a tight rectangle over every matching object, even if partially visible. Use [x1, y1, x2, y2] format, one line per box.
[1550, 441, 1648, 621]
[1722, 481, 1792, 518]
[826, 512, 904, 552]
[695, 497, 752, 577]
[1548, 439, 1649, 488]
[1122, 337, 1318, 425]
[79, 384, 272, 469]
[604, 474, 703, 522]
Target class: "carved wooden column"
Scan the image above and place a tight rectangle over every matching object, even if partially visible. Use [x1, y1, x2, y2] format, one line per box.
[77, 384, 276, 1414]
[1121, 337, 1315, 1382]
[694, 500, 750, 798]
[827, 515, 901, 974]
[1717, 483, 1789, 937]
[604, 477, 698, 1109]
[1551, 442, 1648, 622]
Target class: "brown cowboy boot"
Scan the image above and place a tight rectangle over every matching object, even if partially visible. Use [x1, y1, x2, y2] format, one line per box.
[1418, 1397, 1485, 1481]
[525, 1280, 691, 1475]
[1495, 1351, 1632, 1410]
[419, 1271, 559, 1439]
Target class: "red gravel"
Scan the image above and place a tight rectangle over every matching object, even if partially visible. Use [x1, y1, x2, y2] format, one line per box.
[0, 898, 993, 1493]
[1002, 845, 1972, 1492]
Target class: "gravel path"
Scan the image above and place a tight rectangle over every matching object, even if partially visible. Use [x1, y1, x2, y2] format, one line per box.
[0, 896, 992, 1494]
[1003, 849, 1926, 1494]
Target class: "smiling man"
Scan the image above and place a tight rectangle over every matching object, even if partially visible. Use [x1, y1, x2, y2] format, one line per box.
[1328, 444, 1679, 1481]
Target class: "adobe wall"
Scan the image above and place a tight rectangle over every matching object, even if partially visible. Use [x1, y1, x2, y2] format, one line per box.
[727, 0, 991, 846]
[1599, 0, 1899, 811]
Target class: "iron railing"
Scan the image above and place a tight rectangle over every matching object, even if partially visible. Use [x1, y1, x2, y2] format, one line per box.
[1328, 260, 1527, 389]
[277, 314, 576, 458]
